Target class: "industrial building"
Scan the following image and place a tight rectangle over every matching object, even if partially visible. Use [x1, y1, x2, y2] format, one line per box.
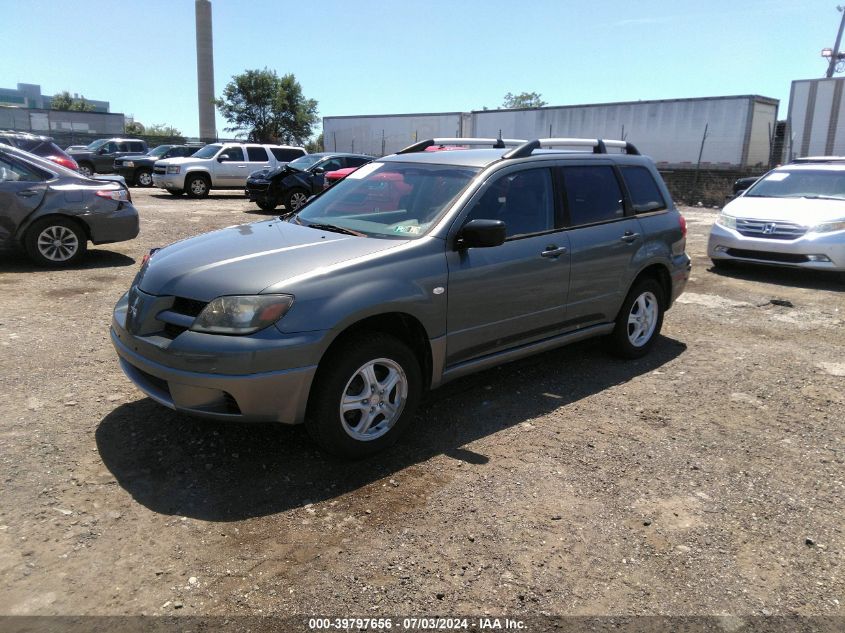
[0, 82, 110, 113]
[323, 95, 780, 169]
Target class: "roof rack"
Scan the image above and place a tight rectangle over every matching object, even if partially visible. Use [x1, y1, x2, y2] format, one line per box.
[503, 138, 640, 160]
[397, 137, 527, 154]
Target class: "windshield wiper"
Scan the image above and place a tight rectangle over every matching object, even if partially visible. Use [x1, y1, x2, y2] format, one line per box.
[304, 222, 366, 237]
[800, 195, 845, 201]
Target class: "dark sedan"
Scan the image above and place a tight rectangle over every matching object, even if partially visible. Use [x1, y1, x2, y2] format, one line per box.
[245, 152, 372, 211]
[0, 144, 139, 266]
[115, 144, 201, 187]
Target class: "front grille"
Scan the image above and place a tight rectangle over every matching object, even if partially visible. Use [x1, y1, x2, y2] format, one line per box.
[726, 248, 809, 263]
[153, 166, 166, 175]
[156, 296, 208, 339]
[736, 219, 807, 240]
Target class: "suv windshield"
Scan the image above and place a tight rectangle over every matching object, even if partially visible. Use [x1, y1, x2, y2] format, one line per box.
[86, 139, 109, 151]
[292, 162, 480, 239]
[148, 145, 173, 158]
[287, 155, 324, 171]
[746, 169, 845, 200]
[192, 144, 222, 159]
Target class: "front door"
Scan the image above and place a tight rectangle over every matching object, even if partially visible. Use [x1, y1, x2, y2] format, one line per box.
[217, 146, 247, 186]
[445, 167, 570, 365]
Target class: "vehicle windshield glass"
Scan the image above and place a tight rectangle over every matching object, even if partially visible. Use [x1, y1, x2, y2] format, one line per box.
[745, 169, 845, 200]
[86, 139, 109, 151]
[292, 162, 480, 239]
[192, 144, 222, 159]
[148, 145, 172, 157]
[287, 155, 323, 170]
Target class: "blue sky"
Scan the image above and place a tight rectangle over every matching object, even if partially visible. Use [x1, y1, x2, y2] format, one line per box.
[0, 0, 839, 138]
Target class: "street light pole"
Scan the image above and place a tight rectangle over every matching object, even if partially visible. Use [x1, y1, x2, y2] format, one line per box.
[826, 5, 845, 77]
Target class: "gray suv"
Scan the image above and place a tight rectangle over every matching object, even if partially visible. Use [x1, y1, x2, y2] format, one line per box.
[110, 137, 690, 457]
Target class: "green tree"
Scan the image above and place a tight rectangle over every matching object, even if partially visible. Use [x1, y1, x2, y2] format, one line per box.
[50, 91, 74, 110]
[145, 123, 182, 136]
[125, 121, 145, 135]
[502, 91, 547, 109]
[68, 96, 96, 112]
[305, 132, 324, 153]
[215, 68, 318, 144]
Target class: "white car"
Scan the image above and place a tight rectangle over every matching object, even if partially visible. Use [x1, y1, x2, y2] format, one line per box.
[152, 143, 306, 198]
[708, 161, 845, 276]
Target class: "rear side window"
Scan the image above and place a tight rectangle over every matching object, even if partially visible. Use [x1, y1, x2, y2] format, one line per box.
[560, 166, 624, 227]
[247, 146, 269, 162]
[271, 148, 306, 161]
[348, 156, 371, 167]
[128, 142, 146, 152]
[621, 166, 666, 213]
[0, 155, 47, 182]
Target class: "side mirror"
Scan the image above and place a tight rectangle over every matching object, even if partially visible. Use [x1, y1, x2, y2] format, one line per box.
[734, 189, 747, 197]
[217, 154, 230, 162]
[312, 167, 325, 174]
[457, 219, 506, 249]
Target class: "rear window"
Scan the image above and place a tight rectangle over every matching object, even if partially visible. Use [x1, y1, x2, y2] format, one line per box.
[620, 166, 666, 213]
[271, 147, 306, 161]
[560, 166, 624, 226]
[247, 146, 269, 162]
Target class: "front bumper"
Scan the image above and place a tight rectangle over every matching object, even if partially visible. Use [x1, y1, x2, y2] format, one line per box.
[708, 224, 845, 271]
[110, 292, 323, 424]
[115, 166, 137, 182]
[152, 173, 183, 190]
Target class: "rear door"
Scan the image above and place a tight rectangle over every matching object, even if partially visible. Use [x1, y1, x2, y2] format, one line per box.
[0, 153, 49, 248]
[557, 163, 643, 325]
[445, 166, 571, 365]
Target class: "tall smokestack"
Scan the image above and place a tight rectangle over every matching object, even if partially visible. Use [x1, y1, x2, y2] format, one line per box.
[195, 0, 216, 141]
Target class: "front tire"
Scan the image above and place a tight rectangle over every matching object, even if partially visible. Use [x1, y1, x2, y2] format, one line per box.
[24, 216, 87, 267]
[167, 188, 185, 196]
[185, 174, 210, 198]
[135, 169, 153, 187]
[608, 278, 665, 359]
[257, 199, 278, 212]
[306, 333, 422, 458]
[283, 188, 309, 212]
[77, 163, 94, 177]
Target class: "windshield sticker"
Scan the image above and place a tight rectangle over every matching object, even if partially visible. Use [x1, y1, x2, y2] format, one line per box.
[346, 162, 381, 180]
[766, 173, 789, 181]
[393, 225, 424, 234]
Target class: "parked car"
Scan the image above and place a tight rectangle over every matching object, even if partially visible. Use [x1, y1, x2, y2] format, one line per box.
[0, 130, 79, 171]
[709, 162, 845, 275]
[115, 144, 201, 187]
[153, 143, 306, 198]
[323, 166, 360, 189]
[110, 136, 689, 457]
[67, 138, 148, 177]
[245, 152, 372, 211]
[0, 144, 138, 266]
[732, 176, 760, 195]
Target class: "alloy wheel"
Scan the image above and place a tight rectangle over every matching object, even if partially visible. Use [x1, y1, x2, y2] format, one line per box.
[627, 291, 658, 347]
[37, 225, 79, 262]
[339, 358, 408, 441]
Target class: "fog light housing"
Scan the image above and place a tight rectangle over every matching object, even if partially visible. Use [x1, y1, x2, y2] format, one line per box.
[714, 245, 729, 252]
[807, 254, 831, 262]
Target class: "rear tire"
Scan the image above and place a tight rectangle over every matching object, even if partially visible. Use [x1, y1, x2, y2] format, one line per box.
[24, 216, 87, 267]
[135, 169, 153, 187]
[185, 174, 210, 198]
[607, 278, 665, 359]
[167, 188, 184, 196]
[306, 333, 422, 458]
[78, 163, 94, 177]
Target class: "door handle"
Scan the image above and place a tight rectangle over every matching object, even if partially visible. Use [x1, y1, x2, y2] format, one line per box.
[620, 231, 640, 243]
[541, 245, 568, 258]
[17, 189, 38, 198]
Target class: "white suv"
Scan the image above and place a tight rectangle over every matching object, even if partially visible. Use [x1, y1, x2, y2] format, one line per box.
[152, 143, 306, 198]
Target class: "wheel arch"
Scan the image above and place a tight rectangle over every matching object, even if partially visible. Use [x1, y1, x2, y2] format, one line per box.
[183, 169, 212, 187]
[319, 312, 434, 391]
[630, 262, 672, 310]
[16, 212, 91, 244]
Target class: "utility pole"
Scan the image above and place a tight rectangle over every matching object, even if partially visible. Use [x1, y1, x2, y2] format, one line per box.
[825, 5, 845, 77]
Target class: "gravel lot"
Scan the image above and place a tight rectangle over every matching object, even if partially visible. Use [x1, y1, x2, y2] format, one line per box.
[0, 189, 843, 619]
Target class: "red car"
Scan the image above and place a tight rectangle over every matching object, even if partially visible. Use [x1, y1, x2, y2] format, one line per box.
[323, 166, 361, 189]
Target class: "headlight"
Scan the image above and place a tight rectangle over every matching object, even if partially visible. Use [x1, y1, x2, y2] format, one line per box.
[166, 165, 181, 174]
[811, 220, 845, 233]
[123, 160, 135, 167]
[190, 294, 294, 335]
[716, 213, 737, 230]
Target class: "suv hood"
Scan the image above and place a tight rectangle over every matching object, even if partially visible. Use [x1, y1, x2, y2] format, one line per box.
[138, 219, 408, 301]
[154, 156, 203, 167]
[725, 196, 845, 225]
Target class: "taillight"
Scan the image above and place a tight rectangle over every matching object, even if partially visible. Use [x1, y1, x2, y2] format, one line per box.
[96, 188, 129, 202]
[49, 154, 79, 171]
[679, 213, 687, 238]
